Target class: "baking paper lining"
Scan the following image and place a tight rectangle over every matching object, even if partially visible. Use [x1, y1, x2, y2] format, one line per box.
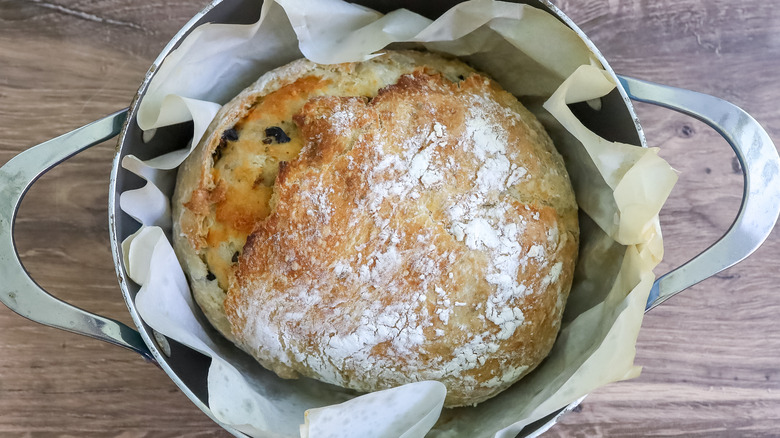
[118, 0, 677, 436]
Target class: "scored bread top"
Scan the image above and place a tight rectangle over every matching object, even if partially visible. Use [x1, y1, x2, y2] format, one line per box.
[172, 51, 579, 407]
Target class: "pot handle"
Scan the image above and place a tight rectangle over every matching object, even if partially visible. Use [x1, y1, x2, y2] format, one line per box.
[616, 76, 780, 311]
[0, 109, 154, 361]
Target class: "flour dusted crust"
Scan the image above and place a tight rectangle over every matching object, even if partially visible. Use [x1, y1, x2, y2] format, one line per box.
[172, 51, 579, 407]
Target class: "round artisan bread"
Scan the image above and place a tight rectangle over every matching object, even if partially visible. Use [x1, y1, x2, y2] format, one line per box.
[172, 50, 579, 407]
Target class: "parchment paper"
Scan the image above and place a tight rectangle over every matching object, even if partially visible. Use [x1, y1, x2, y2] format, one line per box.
[118, 0, 678, 436]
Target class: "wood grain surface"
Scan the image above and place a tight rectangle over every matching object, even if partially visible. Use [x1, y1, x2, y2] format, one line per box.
[1, 0, 779, 436]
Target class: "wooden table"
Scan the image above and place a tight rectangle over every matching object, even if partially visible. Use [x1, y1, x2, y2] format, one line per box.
[1, 0, 779, 436]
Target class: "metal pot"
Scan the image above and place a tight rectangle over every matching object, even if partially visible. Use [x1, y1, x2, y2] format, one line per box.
[1, 0, 778, 436]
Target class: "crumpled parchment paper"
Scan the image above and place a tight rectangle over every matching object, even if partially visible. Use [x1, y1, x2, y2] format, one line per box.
[118, 0, 678, 436]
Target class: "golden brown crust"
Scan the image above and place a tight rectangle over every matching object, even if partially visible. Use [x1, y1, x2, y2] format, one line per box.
[172, 51, 578, 406]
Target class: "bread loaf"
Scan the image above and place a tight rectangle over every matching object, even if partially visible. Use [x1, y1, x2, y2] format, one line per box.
[172, 50, 579, 407]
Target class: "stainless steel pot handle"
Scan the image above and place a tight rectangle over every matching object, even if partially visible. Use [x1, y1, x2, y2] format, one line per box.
[617, 76, 780, 311]
[0, 109, 153, 361]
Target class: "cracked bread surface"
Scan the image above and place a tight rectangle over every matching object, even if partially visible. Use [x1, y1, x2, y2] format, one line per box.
[172, 50, 578, 407]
